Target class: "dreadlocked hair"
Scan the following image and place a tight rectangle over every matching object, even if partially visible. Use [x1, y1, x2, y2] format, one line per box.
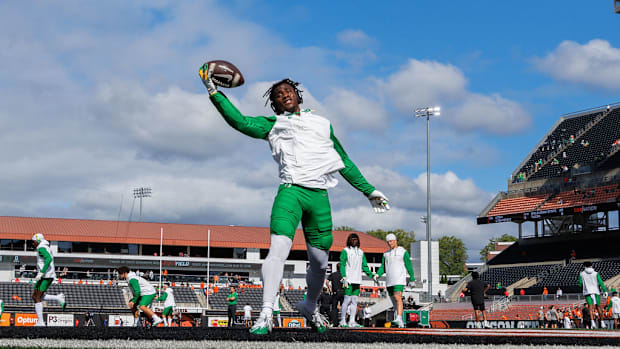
[346, 233, 360, 248]
[263, 78, 304, 114]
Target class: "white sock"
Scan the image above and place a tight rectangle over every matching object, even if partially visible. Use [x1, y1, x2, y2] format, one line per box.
[349, 295, 359, 324]
[134, 317, 140, 326]
[261, 235, 292, 313]
[277, 313, 282, 327]
[163, 318, 168, 326]
[35, 302, 44, 325]
[152, 314, 162, 322]
[341, 296, 352, 323]
[304, 243, 328, 310]
[43, 294, 60, 302]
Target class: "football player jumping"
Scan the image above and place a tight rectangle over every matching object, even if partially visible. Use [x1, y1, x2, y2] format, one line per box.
[200, 65, 390, 335]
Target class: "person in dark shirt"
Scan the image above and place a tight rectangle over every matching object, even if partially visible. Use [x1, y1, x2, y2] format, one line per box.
[582, 303, 591, 329]
[326, 263, 344, 326]
[318, 287, 332, 320]
[463, 271, 490, 328]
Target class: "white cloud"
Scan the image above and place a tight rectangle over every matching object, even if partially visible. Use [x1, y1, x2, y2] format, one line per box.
[337, 29, 373, 48]
[448, 93, 532, 134]
[384, 59, 467, 112]
[381, 59, 530, 135]
[323, 89, 388, 131]
[534, 39, 620, 90]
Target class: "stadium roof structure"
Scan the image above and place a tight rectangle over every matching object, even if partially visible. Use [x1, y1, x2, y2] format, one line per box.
[0, 216, 389, 253]
[477, 103, 620, 235]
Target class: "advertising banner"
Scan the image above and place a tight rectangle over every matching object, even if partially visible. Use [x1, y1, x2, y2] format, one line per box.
[108, 314, 135, 327]
[208, 316, 228, 327]
[282, 317, 305, 328]
[0, 313, 10, 327]
[47, 313, 74, 327]
[15, 313, 38, 327]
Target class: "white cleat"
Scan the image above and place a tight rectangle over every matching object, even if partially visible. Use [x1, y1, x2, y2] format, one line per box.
[58, 293, 66, 310]
[151, 317, 164, 327]
[392, 316, 405, 328]
[348, 321, 363, 328]
[249, 312, 273, 335]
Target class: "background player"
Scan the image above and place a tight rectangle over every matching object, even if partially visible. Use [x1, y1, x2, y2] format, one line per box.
[463, 271, 490, 328]
[200, 65, 390, 335]
[157, 283, 176, 327]
[374, 234, 414, 328]
[32, 233, 65, 326]
[339, 233, 375, 327]
[607, 291, 620, 329]
[579, 261, 608, 329]
[243, 303, 253, 328]
[326, 263, 344, 326]
[117, 266, 163, 327]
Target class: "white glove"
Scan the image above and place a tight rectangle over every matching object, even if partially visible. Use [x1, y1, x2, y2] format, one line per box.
[199, 63, 218, 96]
[368, 190, 390, 213]
[372, 274, 380, 286]
[341, 277, 350, 289]
[408, 281, 416, 288]
[35, 272, 43, 282]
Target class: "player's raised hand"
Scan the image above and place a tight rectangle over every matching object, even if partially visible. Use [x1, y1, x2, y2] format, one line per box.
[368, 190, 390, 213]
[199, 63, 218, 96]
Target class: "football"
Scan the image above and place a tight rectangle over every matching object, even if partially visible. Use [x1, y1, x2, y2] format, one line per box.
[205, 60, 244, 88]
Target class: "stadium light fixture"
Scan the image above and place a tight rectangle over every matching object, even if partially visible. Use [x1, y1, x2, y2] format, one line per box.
[615, 0, 620, 14]
[415, 106, 440, 301]
[133, 187, 152, 222]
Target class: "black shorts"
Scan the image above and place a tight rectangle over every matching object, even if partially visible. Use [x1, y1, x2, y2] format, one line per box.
[472, 303, 485, 311]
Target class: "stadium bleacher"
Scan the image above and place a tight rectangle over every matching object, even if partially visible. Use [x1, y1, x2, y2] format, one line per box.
[0, 282, 126, 309]
[528, 258, 620, 292]
[487, 194, 549, 217]
[207, 287, 263, 311]
[480, 264, 558, 290]
[513, 110, 603, 183]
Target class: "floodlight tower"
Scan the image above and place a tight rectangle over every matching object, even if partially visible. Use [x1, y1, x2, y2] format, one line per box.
[415, 106, 440, 301]
[133, 187, 152, 222]
[615, 0, 620, 13]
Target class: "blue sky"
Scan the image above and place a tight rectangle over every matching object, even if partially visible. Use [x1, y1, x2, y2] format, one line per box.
[0, 1, 619, 261]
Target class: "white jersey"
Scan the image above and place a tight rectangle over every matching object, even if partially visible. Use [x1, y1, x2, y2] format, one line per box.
[611, 296, 620, 315]
[342, 247, 366, 284]
[267, 110, 345, 189]
[163, 288, 176, 308]
[36, 240, 56, 279]
[580, 267, 602, 295]
[127, 272, 156, 296]
[563, 315, 571, 328]
[382, 246, 410, 287]
[243, 305, 252, 319]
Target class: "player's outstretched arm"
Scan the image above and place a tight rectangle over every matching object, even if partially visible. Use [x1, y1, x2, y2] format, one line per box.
[330, 127, 391, 213]
[199, 64, 275, 139]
